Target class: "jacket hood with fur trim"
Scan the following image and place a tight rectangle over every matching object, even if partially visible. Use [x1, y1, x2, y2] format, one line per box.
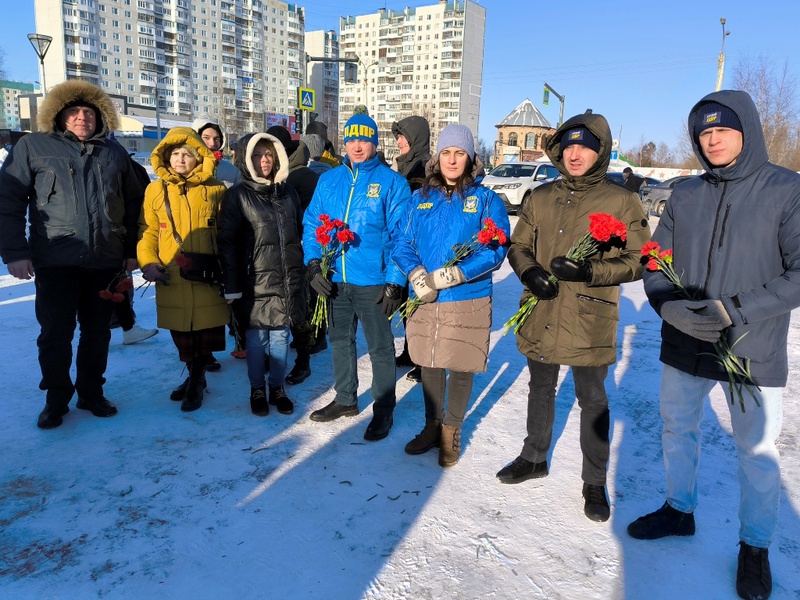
[150, 126, 217, 185]
[37, 79, 120, 137]
[233, 133, 290, 186]
[192, 118, 228, 152]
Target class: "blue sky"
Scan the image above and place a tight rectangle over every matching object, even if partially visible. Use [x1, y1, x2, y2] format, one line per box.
[4, 0, 800, 153]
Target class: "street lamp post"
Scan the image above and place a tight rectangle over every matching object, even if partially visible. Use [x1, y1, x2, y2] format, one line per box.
[360, 59, 383, 115]
[715, 17, 730, 92]
[28, 33, 53, 94]
[141, 73, 168, 141]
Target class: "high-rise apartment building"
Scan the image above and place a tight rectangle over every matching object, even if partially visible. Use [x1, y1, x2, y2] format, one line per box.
[337, 0, 485, 156]
[304, 29, 339, 146]
[33, 0, 305, 139]
[1, 82, 36, 130]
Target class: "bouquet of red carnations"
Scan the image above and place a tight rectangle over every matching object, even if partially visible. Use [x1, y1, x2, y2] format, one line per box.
[311, 214, 355, 334]
[503, 213, 627, 335]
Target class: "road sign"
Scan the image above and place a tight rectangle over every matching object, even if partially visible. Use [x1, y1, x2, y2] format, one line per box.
[610, 150, 619, 161]
[298, 87, 315, 111]
[543, 89, 550, 106]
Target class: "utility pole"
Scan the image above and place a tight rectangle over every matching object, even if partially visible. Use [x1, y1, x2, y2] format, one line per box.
[543, 82, 565, 128]
[715, 18, 730, 92]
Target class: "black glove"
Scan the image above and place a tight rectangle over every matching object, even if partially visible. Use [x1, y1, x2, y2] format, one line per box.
[521, 266, 558, 300]
[550, 256, 593, 282]
[307, 259, 334, 298]
[141, 263, 170, 284]
[376, 283, 403, 318]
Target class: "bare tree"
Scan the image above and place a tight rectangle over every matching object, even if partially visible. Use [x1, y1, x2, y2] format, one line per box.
[476, 137, 492, 167]
[0, 47, 6, 80]
[732, 56, 800, 167]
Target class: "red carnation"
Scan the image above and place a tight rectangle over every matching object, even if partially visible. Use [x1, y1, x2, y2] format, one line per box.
[317, 233, 332, 246]
[588, 213, 627, 243]
[175, 253, 192, 269]
[646, 258, 659, 271]
[641, 240, 661, 256]
[337, 229, 355, 243]
[111, 292, 126, 303]
[496, 229, 508, 245]
[477, 229, 493, 245]
[319, 214, 330, 222]
[213, 150, 223, 164]
[115, 278, 134, 292]
[98, 289, 113, 300]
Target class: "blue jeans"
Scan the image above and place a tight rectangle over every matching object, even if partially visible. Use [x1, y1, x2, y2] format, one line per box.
[660, 364, 783, 547]
[328, 283, 396, 416]
[245, 327, 289, 389]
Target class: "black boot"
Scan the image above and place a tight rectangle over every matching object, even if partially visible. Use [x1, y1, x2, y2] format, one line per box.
[285, 352, 311, 385]
[181, 359, 206, 412]
[269, 386, 294, 415]
[170, 363, 206, 400]
[250, 387, 268, 416]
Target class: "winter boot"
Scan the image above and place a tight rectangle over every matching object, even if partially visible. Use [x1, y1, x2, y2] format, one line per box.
[250, 387, 268, 416]
[170, 363, 207, 401]
[122, 324, 159, 345]
[181, 360, 206, 412]
[627, 502, 696, 539]
[404, 419, 442, 455]
[736, 541, 772, 600]
[438, 424, 461, 467]
[583, 483, 610, 522]
[268, 386, 294, 415]
[285, 352, 311, 385]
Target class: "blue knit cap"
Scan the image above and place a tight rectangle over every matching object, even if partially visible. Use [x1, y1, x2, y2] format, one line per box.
[436, 124, 475, 159]
[343, 114, 379, 146]
[561, 127, 601, 153]
[694, 101, 742, 137]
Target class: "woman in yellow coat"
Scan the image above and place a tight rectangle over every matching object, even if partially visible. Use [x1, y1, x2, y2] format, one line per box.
[138, 127, 229, 412]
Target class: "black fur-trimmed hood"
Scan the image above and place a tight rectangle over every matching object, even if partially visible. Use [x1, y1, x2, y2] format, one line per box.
[37, 79, 120, 136]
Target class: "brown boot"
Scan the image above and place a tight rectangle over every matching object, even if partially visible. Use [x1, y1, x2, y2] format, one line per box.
[438, 424, 461, 467]
[404, 419, 441, 455]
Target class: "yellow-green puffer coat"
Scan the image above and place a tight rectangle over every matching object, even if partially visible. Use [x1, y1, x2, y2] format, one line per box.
[137, 127, 229, 332]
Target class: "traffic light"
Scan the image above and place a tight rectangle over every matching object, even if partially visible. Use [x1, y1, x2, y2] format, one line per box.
[294, 108, 303, 135]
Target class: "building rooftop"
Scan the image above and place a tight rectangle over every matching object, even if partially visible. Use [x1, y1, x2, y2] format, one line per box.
[496, 98, 552, 129]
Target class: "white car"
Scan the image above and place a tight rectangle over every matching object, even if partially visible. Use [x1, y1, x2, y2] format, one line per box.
[482, 161, 559, 214]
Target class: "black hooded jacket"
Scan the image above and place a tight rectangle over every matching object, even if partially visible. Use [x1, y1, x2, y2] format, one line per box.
[217, 133, 306, 329]
[392, 116, 431, 191]
[645, 90, 800, 386]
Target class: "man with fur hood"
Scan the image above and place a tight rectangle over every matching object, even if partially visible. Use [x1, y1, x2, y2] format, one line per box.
[0, 79, 141, 429]
[627, 90, 800, 600]
[496, 110, 650, 523]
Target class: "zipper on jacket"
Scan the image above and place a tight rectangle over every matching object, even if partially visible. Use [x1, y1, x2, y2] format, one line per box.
[341, 166, 357, 283]
[431, 302, 440, 367]
[274, 201, 293, 324]
[718, 203, 731, 249]
[69, 164, 79, 216]
[533, 226, 539, 258]
[703, 181, 728, 292]
[576, 293, 616, 307]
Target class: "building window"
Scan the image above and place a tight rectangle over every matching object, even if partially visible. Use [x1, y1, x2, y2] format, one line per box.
[508, 133, 518, 147]
[498, 133, 503, 145]
[525, 132, 536, 148]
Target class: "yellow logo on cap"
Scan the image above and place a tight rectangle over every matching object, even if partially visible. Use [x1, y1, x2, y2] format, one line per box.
[569, 131, 582, 140]
[344, 124, 376, 140]
[704, 112, 720, 124]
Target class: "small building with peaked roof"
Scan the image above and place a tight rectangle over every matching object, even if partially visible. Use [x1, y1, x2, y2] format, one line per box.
[493, 99, 555, 166]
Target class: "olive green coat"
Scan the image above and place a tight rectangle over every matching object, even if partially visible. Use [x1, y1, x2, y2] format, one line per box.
[509, 111, 650, 366]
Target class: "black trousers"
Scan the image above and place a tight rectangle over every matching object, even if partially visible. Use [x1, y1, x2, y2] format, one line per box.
[521, 359, 610, 486]
[34, 266, 118, 407]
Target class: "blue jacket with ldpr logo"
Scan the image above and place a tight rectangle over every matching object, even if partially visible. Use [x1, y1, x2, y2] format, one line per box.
[302, 154, 411, 286]
[392, 169, 510, 303]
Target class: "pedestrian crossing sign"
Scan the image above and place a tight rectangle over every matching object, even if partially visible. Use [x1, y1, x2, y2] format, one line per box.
[298, 87, 315, 111]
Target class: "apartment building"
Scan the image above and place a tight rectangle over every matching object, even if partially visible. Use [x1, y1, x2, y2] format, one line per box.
[337, 0, 485, 157]
[1, 82, 36, 130]
[33, 0, 305, 140]
[304, 29, 339, 146]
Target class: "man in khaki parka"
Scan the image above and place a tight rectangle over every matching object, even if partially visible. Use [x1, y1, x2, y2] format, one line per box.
[496, 110, 651, 523]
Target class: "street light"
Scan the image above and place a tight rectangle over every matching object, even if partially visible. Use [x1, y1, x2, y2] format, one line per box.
[140, 72, 169, 141]
[28, 33, 53, 94]
[715, 17, 730, 92]
[359, 58, 385, 116]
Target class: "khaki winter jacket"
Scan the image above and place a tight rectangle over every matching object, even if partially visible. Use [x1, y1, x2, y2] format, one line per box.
[137, 127, 229, 332]
[509, 111, 650, 366]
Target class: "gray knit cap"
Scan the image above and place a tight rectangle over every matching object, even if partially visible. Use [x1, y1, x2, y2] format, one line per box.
[301, 134, 325, 160]
[436, 124, 475, 159]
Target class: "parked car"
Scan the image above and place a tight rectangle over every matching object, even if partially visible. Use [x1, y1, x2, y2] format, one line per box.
[606, 171, 661, 190]
[482, 161, 559, 214]
[640, 175, 697, 217]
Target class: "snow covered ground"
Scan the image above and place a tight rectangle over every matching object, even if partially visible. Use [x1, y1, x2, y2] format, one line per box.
[1, 216, 798, 599]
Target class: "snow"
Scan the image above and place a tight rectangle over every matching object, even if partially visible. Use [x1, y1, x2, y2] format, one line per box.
[1, 216, 798, 599]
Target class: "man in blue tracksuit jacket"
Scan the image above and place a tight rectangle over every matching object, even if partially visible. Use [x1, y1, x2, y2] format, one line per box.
[302, 114, 411, 441]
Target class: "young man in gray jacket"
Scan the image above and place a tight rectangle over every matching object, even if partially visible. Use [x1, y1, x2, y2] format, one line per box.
[628, 90, 800, 600]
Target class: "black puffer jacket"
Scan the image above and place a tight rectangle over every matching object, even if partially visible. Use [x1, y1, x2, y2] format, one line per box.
[0, 79, 139, 268]
[218, 133, 306, 329]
